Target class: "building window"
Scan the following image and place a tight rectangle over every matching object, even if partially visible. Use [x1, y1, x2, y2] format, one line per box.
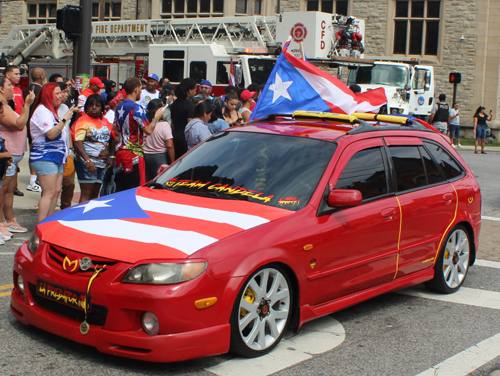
[27, 3, 57, 24]
[236, 0, 247, 14]
[162, 0, 224, 18]
[92, 1, 122, 21]
[307, 0, 348, 16]
[393, 0, 440, 56]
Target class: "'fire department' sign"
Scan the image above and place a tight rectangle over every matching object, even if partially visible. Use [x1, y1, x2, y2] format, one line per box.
[291, 23, 307, 43]
[91, 20, 151, 37]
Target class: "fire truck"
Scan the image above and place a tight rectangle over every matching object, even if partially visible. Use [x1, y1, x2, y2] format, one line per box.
[0, 11, 434, 116]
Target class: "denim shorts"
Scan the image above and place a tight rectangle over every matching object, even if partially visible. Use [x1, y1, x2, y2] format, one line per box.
[31, 160, 64, 175]
[74, 158, 105, 184]
[6, 154, 24, 177]
[449, 124, 461, 138]
[476, 125, 486, 140]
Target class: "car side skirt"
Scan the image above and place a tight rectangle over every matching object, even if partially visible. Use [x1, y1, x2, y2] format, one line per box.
[299, 269, 434, 328]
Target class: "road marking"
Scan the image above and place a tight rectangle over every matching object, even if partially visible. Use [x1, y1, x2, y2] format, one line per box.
[415, 331, 500, 376]
[0, 252, 16, 255]
[206, 316, 345, 376]
[399, 285, 500, 310]
[482, 215, 500, 222]
[0, 284, 13, 298]
[475, 259, 500, 269]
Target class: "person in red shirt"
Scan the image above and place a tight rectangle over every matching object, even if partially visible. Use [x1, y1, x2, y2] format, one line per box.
[78, 77, 104, 113]
[4, 66, 24, 116]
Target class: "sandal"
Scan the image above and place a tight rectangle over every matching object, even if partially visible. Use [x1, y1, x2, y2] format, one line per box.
[475, 151, 480, 154]
[481, 151, 487, 154]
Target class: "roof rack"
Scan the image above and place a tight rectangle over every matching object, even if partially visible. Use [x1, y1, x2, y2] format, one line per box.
[245, 111, 432, 134]
[245, 111, 366, 126]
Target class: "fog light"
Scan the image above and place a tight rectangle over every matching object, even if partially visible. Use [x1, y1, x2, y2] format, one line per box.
[17, 274, 25, 294]
[142, 312, 159, 335]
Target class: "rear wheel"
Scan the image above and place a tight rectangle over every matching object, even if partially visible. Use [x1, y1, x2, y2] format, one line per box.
[425, 225, 470, 294]
[230, 265, 292, 357]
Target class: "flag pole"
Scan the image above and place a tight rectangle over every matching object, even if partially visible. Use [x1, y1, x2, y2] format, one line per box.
[250, 36, 292, 120]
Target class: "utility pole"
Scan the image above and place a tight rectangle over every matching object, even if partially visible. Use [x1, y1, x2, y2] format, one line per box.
[76, 0, 92, 89]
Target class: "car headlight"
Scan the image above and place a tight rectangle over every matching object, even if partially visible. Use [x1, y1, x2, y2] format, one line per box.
[27, 231, 40, 255]
[122, 262, 207, 284]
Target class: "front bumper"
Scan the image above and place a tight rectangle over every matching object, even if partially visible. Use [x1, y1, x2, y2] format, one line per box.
[11, 242, 237, 362]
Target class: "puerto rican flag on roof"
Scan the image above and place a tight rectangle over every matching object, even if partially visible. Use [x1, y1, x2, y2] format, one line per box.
[251, 44, 387, 120]
[38, 188, 293, 263]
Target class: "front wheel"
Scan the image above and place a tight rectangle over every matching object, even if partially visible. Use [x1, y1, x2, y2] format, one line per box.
[230, 265, 293, 357]
[425, 225, 470, 294]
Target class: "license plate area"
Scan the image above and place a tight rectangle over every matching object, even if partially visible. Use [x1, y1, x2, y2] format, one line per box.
[36, 279, 88, 311]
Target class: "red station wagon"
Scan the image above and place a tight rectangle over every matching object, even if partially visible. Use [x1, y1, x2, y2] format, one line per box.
[11, 112, 481, 362]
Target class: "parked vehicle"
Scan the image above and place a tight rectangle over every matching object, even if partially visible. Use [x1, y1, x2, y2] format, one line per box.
[11, 112, 481, 362]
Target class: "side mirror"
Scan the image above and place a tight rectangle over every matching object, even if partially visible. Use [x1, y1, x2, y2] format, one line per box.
[424, 84, 430, 91]
[234, 64, 242, 85]
[328, 189, 362, 207]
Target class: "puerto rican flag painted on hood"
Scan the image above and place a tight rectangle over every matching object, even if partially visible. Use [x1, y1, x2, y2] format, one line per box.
[38, 188, 293, 263]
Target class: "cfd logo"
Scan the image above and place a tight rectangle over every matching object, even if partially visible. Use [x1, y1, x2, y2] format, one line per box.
[62, 256, 79, 273]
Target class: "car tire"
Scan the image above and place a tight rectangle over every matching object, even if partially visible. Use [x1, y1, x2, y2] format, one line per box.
[424, 225, 471, 294]
[230, 264, 293, 358]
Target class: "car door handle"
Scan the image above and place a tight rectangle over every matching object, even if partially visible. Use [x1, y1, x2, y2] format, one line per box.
[443, 193, 453, 202]
[381, 208, 396, 219]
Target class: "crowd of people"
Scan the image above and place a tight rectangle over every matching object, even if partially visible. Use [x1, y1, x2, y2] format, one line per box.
[0, 65, 262, 240]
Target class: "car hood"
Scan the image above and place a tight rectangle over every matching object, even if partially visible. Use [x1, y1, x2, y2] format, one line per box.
[38, 187, 294, 263]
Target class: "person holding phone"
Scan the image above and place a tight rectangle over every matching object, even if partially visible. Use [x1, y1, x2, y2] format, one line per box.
[223, 92, 241, 126]
[473, 106, 492, 154]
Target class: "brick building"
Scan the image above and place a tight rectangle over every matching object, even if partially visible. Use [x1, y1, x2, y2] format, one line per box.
[0, 0, 498, 125]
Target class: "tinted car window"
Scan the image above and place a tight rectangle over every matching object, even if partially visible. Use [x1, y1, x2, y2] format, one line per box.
[334, 147, 388, 200]
[155, 132, 336, 210]
[389, 146, 426, 191]
[419, 146, 445, 184]
[424, 141, 463, 180]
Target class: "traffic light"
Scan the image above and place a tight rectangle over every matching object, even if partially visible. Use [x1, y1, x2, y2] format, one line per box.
[449, 72, 462, 84]
[57, 6, 81, 38]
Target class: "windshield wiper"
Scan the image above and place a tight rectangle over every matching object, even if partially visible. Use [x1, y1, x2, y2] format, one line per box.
[147, 181, 167, 190]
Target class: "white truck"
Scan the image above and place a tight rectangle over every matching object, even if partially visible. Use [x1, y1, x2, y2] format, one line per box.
[346, 59, 435, 118]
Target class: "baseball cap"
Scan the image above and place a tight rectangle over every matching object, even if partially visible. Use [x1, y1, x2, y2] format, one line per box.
[200, 80, 212, 87]
[147, 73, 159, 82]
[89, 77, 105, 88]
[240, 89, 256, 102]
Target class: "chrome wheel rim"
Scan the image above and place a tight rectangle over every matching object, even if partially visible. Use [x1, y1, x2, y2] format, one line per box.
[442, 229, 469, 289]
[238, 268, 290, 351]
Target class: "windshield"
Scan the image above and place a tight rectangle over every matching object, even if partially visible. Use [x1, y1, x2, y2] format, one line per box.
[353, 65, 409, 88]
[154, 131, 336, 211]
[248, 59, 276, 85]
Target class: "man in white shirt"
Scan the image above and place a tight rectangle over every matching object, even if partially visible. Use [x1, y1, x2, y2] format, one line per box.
[449, 102, 462, 148]
[138, 73, 160, 109]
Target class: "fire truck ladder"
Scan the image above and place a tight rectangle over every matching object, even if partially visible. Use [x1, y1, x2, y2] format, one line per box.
[0, 16, 278, 64]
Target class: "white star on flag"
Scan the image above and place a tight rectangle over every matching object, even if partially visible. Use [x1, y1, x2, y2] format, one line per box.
[117, 107, 125, 120]
[73, 199, 115, 213]
[269, 73, 293, 103]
